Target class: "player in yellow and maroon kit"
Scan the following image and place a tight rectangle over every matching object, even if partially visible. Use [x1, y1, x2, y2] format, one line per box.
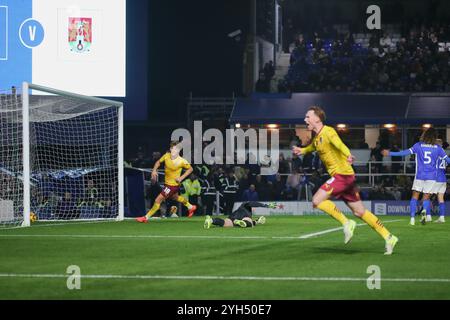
[293, 107, 398, 255]
[136, 141, 197, 223]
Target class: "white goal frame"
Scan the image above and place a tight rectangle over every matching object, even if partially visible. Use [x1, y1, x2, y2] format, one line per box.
[21, 82, 124, 227]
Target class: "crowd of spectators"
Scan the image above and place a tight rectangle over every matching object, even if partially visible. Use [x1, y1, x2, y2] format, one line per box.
[29, 177, 117, 220]
[278, 23, 450, 93]
[0, 171, 117, 220]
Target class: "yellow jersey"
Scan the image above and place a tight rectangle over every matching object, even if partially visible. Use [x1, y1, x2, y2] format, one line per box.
[301, 126, 354, 176]
[159, 153, 191, 186]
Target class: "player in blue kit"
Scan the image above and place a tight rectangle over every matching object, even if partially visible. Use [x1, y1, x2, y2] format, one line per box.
[432, 139, 449, 223]
[382, 128, 450, 225]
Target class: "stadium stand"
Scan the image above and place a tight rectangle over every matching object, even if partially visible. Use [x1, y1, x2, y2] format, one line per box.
[277, 23, 450, 93]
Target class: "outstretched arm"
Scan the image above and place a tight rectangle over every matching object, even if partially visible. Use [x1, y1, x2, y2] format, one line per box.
[382, 149, 412, 157]
[243, 202, 269, 208]
[292, 144, 315, 156]
[243, 202, 278, 209]
[301, 144, 316, 155]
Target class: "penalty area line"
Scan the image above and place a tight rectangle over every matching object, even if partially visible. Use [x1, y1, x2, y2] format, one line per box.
[298, 220, 403, 239]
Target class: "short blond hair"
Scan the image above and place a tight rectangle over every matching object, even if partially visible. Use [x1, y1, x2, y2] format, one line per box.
[170, 140, 180, 148]
[308, 106, 326, 122]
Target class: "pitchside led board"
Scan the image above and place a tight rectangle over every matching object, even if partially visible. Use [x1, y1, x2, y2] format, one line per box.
[0, 0, 126, 97]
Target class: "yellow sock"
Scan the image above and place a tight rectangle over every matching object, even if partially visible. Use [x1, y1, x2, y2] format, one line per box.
[176, 196, 193, 209]
[361, 210, 391, 240]
[317, 200, 348, 226]
[145, 203, 160, 218]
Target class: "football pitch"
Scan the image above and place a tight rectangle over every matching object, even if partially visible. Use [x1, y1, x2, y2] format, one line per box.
[1, 216, 450, 300]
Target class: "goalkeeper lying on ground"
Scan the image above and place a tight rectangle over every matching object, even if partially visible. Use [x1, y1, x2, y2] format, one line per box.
[204, 202, 278, 229]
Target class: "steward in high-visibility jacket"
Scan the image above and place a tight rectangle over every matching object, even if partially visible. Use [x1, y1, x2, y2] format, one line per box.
[181, 173, 201, 216]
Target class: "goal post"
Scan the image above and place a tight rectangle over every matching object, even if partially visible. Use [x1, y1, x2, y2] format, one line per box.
[0, 82, 124, 228]
[22, 82, 30, 227]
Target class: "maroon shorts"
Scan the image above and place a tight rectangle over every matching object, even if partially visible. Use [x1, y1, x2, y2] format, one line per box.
[320, 174, 360, 203]
[160, 185, 180, 200]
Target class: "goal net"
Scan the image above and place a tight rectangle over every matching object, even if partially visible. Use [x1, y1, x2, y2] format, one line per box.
[0, 83, 124, 228]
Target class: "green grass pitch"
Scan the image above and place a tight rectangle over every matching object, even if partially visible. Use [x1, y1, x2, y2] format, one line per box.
[1, 216, 450, 300]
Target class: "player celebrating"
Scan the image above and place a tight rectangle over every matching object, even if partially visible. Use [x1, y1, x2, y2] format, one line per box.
[204, 202, 277, 229]
[136, 141, 197, 223]
[433, 139, 449, 223]
[382, 129, 450, 225]
[293, 106, 398, 255]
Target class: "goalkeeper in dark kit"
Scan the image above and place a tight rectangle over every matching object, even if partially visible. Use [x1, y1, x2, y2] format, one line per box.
[204, 202, 278, 229]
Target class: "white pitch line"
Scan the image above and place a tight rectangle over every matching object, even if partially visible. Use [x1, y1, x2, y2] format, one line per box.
[0, 225, 24, 231]
[0, 273, 449, 283]
[298, 226, 346, 239]
[298, 220, 403, 239]
[0, 220, 115, 231]
[0, 220, 403, 241]
[0, 234, 290, 240]
[30, 220, 116, 228]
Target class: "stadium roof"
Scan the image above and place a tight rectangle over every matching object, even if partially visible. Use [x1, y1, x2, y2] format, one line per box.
[230, 93, 450, 125]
